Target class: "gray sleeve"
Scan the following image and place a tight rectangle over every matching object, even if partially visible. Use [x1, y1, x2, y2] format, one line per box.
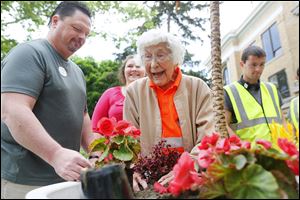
[277, 91, 283, 107]
[1, 43, 45, 99]
[287, 108, 291, 122]
[224, 89, 237, 123]
[224, 90, 233, 112]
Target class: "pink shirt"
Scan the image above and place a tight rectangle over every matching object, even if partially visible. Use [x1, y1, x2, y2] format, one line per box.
[91, 86, 125, 132]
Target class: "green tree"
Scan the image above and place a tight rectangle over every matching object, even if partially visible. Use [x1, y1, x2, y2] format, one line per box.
[72, 56, 120, 117]
[0, 1, 121, 59]
[145, 1, 209, 43]
[1, 1, 58, 59]
[107, 2, 155, 61]
[115, 1, 209, 66]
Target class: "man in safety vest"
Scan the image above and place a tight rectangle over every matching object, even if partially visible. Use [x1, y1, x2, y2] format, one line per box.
[288, 68, 299, 133]
[224, 45, 286, 142]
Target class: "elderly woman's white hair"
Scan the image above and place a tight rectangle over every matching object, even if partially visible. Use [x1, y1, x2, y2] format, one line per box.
[137, 29, 186, 66]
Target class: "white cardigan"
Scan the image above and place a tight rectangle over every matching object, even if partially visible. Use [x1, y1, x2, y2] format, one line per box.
[123, 74, 215, 155]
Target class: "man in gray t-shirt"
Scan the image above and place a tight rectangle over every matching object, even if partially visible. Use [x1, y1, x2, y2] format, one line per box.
[1, 2, 98, 198]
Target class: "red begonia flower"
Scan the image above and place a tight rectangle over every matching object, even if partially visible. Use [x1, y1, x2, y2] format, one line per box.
[198, 133, 219, 150]
[277, 138, 299, 175]
[228, 134, 242, 151]
[286, 159, 299, 175]
[277, 138, 299, 157]
[256, 139, 272, 149]
[115, 120, 131, 133]
[97, 117, 115, 137]
[215, 138, 230, 153]
[123, 126, 141, 137]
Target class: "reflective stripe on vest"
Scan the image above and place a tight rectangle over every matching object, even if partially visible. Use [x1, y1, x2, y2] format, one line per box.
[224, 82, 282, 141]
[290, 96, 299, 131]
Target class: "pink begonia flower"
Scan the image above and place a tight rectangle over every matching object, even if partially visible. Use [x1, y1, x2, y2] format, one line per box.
[198, 133, 219, 150]
[168, 152, 201, 196]
[198, 149, 215, 169]
[123, 126, 141, 138]
[215, 138, 230, 153]
[153, 182, 168, 194]
[241, 141, 251, 149]
[256, 139, 272, 149]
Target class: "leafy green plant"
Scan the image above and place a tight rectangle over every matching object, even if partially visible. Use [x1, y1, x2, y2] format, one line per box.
[154, 133, 299, 199]
[88, 117, 141, 168]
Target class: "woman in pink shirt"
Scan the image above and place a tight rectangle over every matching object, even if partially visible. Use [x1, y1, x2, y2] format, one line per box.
[91, 55, 145, 132]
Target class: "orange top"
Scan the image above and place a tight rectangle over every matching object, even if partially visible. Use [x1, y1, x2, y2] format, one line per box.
[150, 67, 184, 153]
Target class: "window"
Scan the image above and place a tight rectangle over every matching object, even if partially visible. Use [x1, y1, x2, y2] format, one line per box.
[268, 69, 290, 98]
[223, 66, 230, 86]
[261, 23, 282, 62]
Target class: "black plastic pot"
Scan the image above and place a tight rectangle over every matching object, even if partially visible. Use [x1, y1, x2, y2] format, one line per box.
[81, 164, 134, 199]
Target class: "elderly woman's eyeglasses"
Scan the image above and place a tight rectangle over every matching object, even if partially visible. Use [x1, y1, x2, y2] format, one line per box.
[142, 53, 170, 63]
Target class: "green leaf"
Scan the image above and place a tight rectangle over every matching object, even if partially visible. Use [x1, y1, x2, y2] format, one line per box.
[113, 143, 133, 161]
[126, 136, 138, 144]
[88, 137, 107, 152]
[130, 142, 141, 154]
[233, 154, 247, 170]
[224, 164, 280, 199]
[199, 181, 226, 199]
[111, 135, 125, 145]
[98, 145, 110, 163]
[207, 162, 232, 181]
[245, 151, 257, 164]
[258, 148, 289, 160]
[256, 154, 298, 199]
[219, 153, 231, 167]
[129, 143, 141, 161]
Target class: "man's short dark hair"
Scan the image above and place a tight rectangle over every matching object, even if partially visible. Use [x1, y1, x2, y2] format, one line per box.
[241, 45, 266, 63]
[48, 1, 91, 26]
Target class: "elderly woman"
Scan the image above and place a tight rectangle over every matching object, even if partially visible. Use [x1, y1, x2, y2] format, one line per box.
[123, 29, 215, 191]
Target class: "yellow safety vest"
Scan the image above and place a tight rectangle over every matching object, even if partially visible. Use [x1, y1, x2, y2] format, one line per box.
[290, 96, 299, 132]
[224, 82, 282, 142]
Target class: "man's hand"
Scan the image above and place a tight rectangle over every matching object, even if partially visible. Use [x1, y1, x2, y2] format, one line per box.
[132, 172, 148, 192]
[50, 147, 92, 181]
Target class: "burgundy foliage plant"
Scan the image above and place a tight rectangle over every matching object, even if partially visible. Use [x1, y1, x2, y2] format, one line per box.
[133, 140, 181, 184]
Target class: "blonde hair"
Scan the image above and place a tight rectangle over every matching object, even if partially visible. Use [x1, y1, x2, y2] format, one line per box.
[118, 55, 143, 85]
[118, 55, 134, 85]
